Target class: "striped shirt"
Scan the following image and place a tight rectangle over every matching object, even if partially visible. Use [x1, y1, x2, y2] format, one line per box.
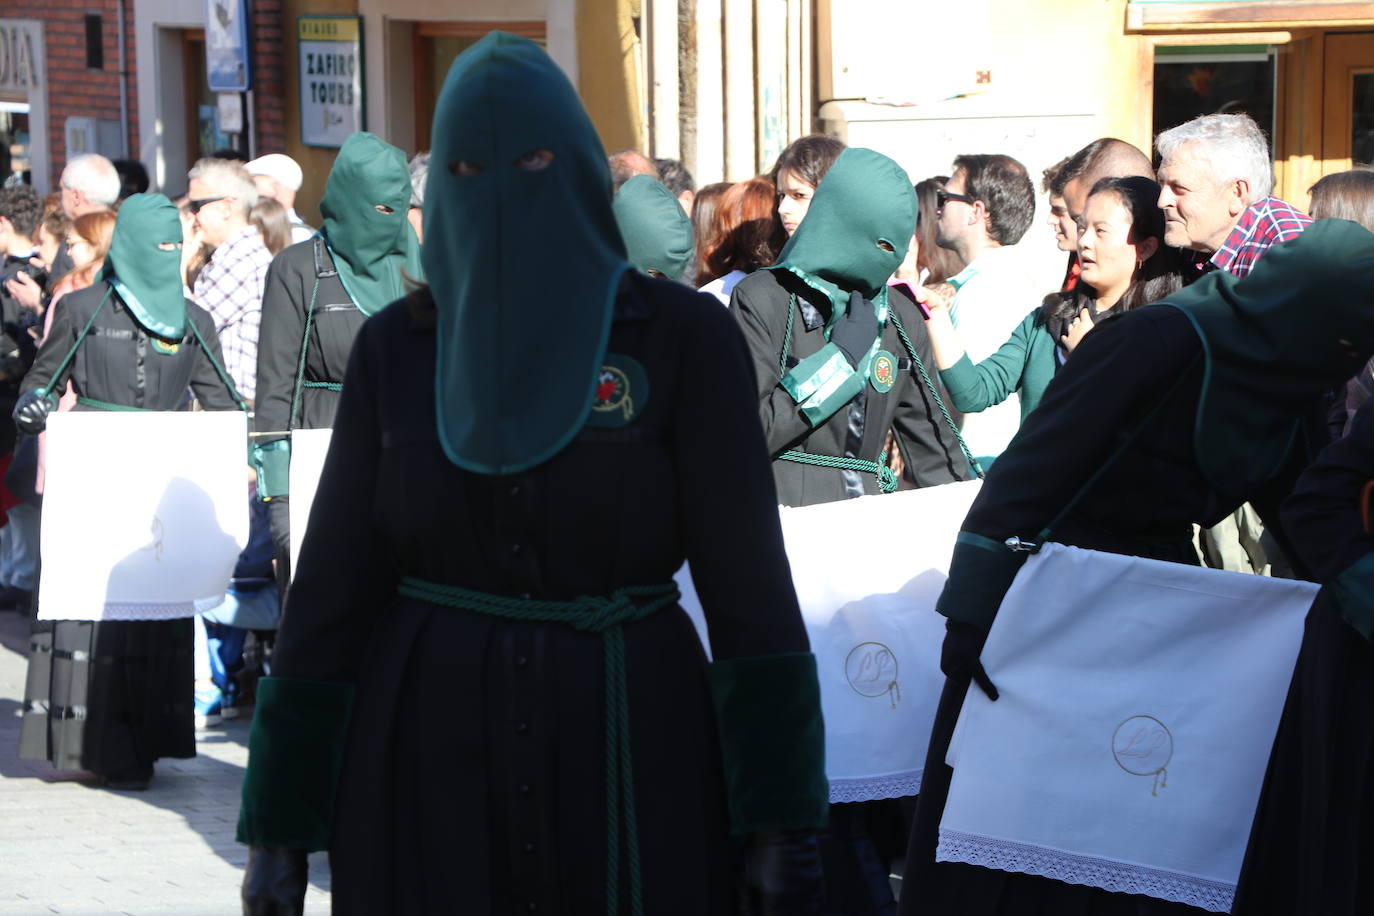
[1198, 196, 1311, 279]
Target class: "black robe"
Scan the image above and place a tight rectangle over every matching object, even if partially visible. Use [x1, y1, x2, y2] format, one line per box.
[271, 273, 811, 913]
[254, 237, 366, 584]
[1233, 398, 1374, 915]
[731, 269, 969, 506]
[900, 304, 1315, 916]
[17, 281, 237, 778]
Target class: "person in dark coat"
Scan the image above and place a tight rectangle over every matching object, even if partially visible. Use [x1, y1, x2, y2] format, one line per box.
[1232, 395, 1374, 915]
[898, 218, 1374, 915]
[12, 193, 240, 789]
[251, 131, 420, 588]
[731, 147, 971, 508]
[237, 33, 828, 915]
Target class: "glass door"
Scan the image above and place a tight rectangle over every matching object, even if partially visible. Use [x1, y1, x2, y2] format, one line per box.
[1322, 33, 1374, 171]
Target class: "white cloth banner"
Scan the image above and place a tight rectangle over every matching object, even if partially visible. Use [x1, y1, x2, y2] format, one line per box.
[38, 411, 251, 622]
[287, 428, 334, 578]
[938, 542, 1317, 912]
[678, 479, 982, 802]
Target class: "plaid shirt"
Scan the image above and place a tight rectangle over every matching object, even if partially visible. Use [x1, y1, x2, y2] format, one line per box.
[193, 225, 272, 401]
[1195, 196, 1311, 279]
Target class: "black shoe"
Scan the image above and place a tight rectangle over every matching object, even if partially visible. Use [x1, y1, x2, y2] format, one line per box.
[101, 764, 154, 791]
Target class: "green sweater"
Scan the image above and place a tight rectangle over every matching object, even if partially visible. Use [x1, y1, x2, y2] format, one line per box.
[938, 306, 1058, 424]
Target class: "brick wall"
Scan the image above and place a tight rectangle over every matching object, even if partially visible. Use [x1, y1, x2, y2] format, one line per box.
[251, 0, 288, 154]
[8, 0, 138, 184]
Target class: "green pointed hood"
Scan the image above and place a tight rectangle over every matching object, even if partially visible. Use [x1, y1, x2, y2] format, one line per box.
[768, 147, 915, 313]
[1165, 218, 1374, 501]
[102, 193, 186, 339]
[423, 32, 630, 475]
[613, 175, 695, 283]
[319, 131, 423, 316]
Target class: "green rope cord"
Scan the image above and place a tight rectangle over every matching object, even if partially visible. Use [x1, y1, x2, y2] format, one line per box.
[75, 396, 148, 412]
[33, 286, 113, 400]
[396, 577, 679, 916]
[301, 381, 343, 392]
[288, 273, 323, 432]
[888, 312, 985, 479]
[185, 317, 249, 412]
[777, 449, 899, 493]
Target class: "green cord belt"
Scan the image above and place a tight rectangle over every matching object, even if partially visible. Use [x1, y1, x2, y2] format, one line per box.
[300, 380, 343, 392]
[75, 396, 149, 412]
[777, 448, 899, 493]
[396, 576, 681, 916]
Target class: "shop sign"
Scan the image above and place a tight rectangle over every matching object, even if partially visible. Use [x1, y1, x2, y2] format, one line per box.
[206, 0, 251, 91]
[0, 20, 42, 92]
[298, 16, 364, 148]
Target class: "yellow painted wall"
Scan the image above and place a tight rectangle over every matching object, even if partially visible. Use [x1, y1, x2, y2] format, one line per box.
[577, 0, 644, 154]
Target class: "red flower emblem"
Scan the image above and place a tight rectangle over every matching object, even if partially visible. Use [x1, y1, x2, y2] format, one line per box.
[596, 379, 617, 402]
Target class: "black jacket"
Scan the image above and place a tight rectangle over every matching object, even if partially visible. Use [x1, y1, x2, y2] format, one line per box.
[731, 268, 969, 506]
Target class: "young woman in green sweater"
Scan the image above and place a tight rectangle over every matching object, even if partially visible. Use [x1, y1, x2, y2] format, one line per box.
[924, 175, 1186, 427]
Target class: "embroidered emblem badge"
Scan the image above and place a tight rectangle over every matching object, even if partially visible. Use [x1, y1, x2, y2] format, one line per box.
[870, 350, 897, 393]
[586, 353, 650, 428]
[1112, 715, 1173, 796]
[844, 641, 901, 709]
[150, 338, 180, 356]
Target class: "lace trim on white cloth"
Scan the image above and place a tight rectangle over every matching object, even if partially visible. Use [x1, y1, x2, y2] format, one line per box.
[935, 828, 1235, 913]
[75, 595, 225, 622]
[828, 770, 922, 803]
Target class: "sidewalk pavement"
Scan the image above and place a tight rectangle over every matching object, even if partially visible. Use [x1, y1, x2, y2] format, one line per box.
[0, 610, 331, 914]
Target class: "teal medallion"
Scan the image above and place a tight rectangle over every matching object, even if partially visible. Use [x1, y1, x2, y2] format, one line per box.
[870, 349, 897, 393]
[586, 353, 649, 428]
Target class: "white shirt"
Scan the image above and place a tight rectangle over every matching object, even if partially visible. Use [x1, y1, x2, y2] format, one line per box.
[287, 209, 315, 245]
[699, 269, 747, 306]
[946, 245, 1036, 461]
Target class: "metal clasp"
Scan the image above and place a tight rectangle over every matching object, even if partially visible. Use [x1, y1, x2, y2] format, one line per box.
[1004, 536, 1042, 554]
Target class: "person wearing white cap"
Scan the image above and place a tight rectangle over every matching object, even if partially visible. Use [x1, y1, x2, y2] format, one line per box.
[244, 153, 315, 244]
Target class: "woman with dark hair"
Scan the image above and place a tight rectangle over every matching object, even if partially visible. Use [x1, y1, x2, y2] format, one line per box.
[924, 175, 1186, 428]
[698, 176, 787, 304]
[770, 134, 846, 238]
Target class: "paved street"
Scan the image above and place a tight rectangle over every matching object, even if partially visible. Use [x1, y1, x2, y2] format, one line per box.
[0, 610, 331, 914]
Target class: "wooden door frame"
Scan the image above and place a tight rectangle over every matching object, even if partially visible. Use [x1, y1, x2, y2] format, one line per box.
[411, 20, 547, 150]
[1322, 31, 1374, 170]
[182, 29, 206, 168]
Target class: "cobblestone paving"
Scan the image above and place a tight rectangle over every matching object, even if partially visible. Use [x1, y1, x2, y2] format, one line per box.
[0, 611, 331, 914]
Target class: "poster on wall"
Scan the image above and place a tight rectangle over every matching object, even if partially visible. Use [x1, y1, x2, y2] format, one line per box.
[206, 0, 250, 92]
[298, 16, 364, 148]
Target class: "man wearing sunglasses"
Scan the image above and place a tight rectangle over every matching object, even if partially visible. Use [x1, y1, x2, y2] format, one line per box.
[931, 154, 1036, 466]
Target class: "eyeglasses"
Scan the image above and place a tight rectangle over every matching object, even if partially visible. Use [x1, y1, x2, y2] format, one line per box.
[937, 190, 976, 208]
[188, 196, 228, 214]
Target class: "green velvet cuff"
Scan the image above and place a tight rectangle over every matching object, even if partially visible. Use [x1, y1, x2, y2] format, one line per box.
[236, 677, 356, 851]
[250, 439, 291, 500]
[1330, 551, 1374, 641]
[707, 652, 828, 835]
[934, 532, 1029, 630]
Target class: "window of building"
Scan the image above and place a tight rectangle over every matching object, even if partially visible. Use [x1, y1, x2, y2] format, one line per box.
[1153, 45, 1276, 143]
[1, 103, 31, 186]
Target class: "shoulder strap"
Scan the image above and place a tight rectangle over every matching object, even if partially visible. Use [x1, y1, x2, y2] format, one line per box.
[888, 311, 984, 479]
[186, 315, 249, 412]
[287, 264, 324, 432]
[1009, 351, 1203, 552]
[33, 286, 113, 398]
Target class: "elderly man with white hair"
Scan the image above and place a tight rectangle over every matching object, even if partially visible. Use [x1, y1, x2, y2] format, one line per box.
[244, 153, 314, 244]
[1156, 112, 1310, 279]
[1156, 113, 1313, 577]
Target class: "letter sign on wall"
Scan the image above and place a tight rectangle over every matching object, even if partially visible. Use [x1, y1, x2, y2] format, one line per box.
[298, 16, 364, 148]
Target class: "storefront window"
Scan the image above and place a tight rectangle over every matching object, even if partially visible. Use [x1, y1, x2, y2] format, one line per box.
[1, 103, 30, 186]
[1153, 45, 1276, 142]
[1354, 71, 1374, 166]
